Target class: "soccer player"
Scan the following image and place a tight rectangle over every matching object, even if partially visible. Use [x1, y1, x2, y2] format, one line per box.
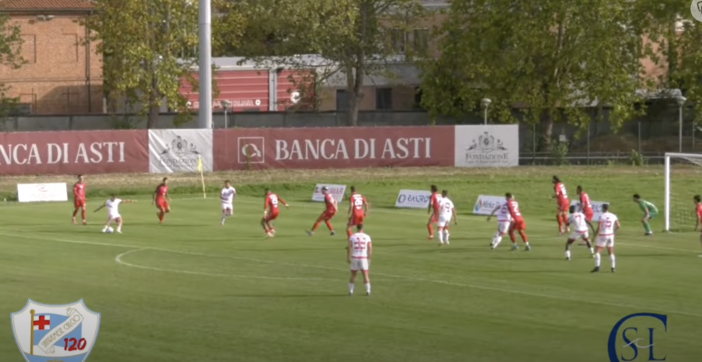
[307, 186, 337, 236]
[347, 225, 372, 296]
[347, 186, 369, 238]
[427, 185, 442, 239]
[565, 205, 594, 260]
[506, 193, 530, 251]
[153, 177, 171, 224]
[261, 189, 289, 237]
[437, 190, 457, 245]
[552, 176, 570, 235]
[72, 174, 87, 225]
[592, 203, 620, 273]
[576, 185, 596, 234]
[94, 194, 135, 234]
[220, 180, 236, 225]
[694, 195, 702, 257]
[633, 194, 657, 236]
[487, 199, 511, 249]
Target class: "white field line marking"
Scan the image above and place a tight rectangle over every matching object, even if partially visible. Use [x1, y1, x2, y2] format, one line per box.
[115, 248, 335, 281]
[1, 229, 701, 318]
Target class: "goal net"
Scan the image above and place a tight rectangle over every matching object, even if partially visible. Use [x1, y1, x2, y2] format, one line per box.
[664, 152, 702, 231]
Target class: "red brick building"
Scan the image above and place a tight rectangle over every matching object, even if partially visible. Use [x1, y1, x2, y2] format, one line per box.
[0, 0, 102, 115]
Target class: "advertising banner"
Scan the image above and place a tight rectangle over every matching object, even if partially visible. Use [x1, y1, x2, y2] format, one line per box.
[311, 184, 347, 203]
[473, 195, 507, 215]
[454, 125, 519, 167]
[213, 126, 455, 170]
[17, 183, 68, 202]
[395, 189, 432, 209]
[149, 129, 213, 173]
[0, 130, 149, 175]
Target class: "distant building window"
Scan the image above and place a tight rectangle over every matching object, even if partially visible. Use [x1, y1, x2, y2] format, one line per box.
[390, 28, 406, 53]
[376, 88, 392, 110]
[336, 89, 349, 111]
[413, 28, 429, 52]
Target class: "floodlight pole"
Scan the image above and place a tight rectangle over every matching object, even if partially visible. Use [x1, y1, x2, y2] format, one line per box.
[222, 100, 231, 129]
[198, 0, 213, 129]
[677, 96, 686, 153]
[481, 98, 491, 125]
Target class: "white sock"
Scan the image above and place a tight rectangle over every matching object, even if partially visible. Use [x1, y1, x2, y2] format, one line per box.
[117, 226, 121, 232]
[525, 241, 530, 246]
[589, 247, 594, 254]
[565, 249, 571, 259]
[438, 229, 445, 243]
[365, 283, 371, 294]
[595, 253, 601, 267]
[610, 254, 616, 268]
[444, 230, 450, 242]
[221, 216, 226, 224]
[102, 226, 107, 232]
[349, 283, 354, 294]
[493, 235, 503, 247]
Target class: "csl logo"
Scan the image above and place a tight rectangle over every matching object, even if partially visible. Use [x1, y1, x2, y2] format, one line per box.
[608, 313, 667, 362]
[398, 195, 430, 204]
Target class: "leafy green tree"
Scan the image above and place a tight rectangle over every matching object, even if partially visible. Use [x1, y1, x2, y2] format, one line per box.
[422, 0, 647, 149]
[0, 13, 24, 120]
[85, 0, 208, 127]
[234, 0, 426, 126]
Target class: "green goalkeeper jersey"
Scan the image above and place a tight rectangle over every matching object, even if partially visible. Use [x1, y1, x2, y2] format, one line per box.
[638, 200, 658, 214]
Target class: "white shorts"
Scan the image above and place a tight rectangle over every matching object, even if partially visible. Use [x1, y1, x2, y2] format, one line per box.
[596, 235, 614, 248]
[108, 213, 121, 221]
[437, 215, 451, 227]
[497, 221, 511, 234]
[221, 203, 233, 211]
[350, 258, 369, 271]
[570, 230, 589, 240]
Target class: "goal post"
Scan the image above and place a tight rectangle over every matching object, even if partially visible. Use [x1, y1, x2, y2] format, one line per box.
[664, 152, 702, 232]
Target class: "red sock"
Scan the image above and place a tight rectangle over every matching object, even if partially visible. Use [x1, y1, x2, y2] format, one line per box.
[312, 221, 321, 231]
[158, 212, 164, 221]
[428, 224, 434, 236]
[519, 231, 528, 243]
[556, 214, 563, 228]
[508, 230, 516, 242]
[325, 221, 334, 231]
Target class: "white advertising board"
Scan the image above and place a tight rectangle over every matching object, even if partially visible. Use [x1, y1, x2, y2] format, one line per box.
[17, 183, 68, 203]
[311, 184, 347, 203]
[395, 190, 432, 209]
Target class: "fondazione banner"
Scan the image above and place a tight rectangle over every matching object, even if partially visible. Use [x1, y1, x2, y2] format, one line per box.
[0, 126, 519, 175]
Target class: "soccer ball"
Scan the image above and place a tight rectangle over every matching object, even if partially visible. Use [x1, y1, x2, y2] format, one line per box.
[105, 227, 114, 234]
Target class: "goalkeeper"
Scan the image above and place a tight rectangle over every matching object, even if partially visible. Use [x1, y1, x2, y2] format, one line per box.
[633, 194, 657, 236]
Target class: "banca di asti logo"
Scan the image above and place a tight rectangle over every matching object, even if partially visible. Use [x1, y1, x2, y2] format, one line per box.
[11, 299, 101, 362]
[464, 132, 509, 165]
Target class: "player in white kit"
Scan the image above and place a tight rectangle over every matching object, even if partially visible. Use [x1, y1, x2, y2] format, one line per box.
[592, 203, 620, 273]
[488, 201, 512, 249]
[565, 205, 594, 260]
[94, 194, 135, 233]
[220, 180, 237, 225]
[347, 225, 372, 296]
[437, 190, 457, 245]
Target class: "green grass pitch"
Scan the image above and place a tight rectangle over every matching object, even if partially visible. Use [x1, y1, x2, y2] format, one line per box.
[0, 167, 700, 362]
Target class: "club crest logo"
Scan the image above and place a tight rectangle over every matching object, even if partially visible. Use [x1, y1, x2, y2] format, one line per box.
[11, 299, 101, 362]
[464, 132, 511, 166]
[160, 136, 200, 157]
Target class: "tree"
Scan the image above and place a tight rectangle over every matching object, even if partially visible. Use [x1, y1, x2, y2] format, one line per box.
[0, 12, 24, 120]
[86, 0, 221, 127]
[236, 0, 426, 126]
[422, 0, 647, 149]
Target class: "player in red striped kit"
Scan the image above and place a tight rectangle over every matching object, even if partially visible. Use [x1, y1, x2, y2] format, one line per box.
[552, 176, 570, 235]
[153, 177, 170, 223]
[506, 193, 531, 251]
[347, 186, 369, 238]
[427, 185, 441, 239]
[307, 186, 337, 236]
[72, 174, 87, 225]
[261, 189, 289, 237]
[576, 185, 596, 234]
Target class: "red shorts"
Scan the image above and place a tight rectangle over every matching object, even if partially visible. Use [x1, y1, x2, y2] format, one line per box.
[74, 198, 86, 208]
[557, 199, 570, 212]
[320, 210, 336, 221]
[429, 213, 439, 223]
[511, 220, 527, 231]
[584, 210, 594, 222]
[156, 199, 169, 210]
[265, 210, 279, 222]
[349, 213, 365, 226]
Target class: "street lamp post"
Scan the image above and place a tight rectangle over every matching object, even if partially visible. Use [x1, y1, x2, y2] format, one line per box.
[221, 100, 231, 129]
[676, 95, 686, 153]
[481, 98, 491, 125]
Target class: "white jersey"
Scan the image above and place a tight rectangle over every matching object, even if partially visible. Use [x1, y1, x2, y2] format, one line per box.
[439, 198, 455, 219]
[569, 212, 588, 232]
[106, 198, 122, 217]
[598, 212, 618, 236]
[349, 232, 372, 258]
[220, 186, 236, 204]
[496, 202, 512, 222]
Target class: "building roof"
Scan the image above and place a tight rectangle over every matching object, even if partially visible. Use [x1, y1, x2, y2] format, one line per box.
[0, 0, 95, 11]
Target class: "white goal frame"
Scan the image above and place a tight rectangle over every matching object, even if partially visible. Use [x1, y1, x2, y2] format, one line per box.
[664, 152, 702, 231]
